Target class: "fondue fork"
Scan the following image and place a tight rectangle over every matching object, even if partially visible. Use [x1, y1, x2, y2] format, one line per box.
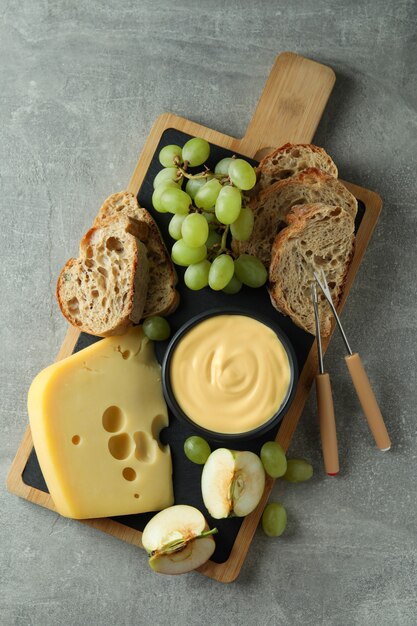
[314, 269, 391, 452]
[311, 283, 339, 476]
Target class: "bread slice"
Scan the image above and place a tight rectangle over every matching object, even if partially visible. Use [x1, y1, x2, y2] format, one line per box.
[94, 192, 179, 318]
[57, 216, 149, 337]
[268, 203, 355, 336]
[233, 168, 357, 267]
[255, 143, 338, 194]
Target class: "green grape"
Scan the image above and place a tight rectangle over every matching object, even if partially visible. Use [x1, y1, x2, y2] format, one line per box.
[184, 260, 211, 290]
[202, 210, 216, 224]
[185, 177, 208, 200]
[182, 137, 210, 167]
[215, 186, 242, 224]
[159, 144, 183, 168]
[195, 179, 222, 210]
[234, 254, 267, 288]
[206, 228, 222, 250]
[160, 188, 192, 215]
[228, 159, 257, 190]
[260, 441, 287, 478]
[171, 240, 207, 266]
[230, 207, 254, 241]
[208, 254, 234, 290]
[284, 459, 313, 483]
[142, 316, 171, 341]
[222, 274, 242, 295]
[153, 167, 181, 189]
[152, 180, 180, 213]
[184, 436, 211, 464]
[214, 157, 234, 175]
[262, 503, 287, 537]
[168, 214, 186, 240]
[181, 213, 209, 248]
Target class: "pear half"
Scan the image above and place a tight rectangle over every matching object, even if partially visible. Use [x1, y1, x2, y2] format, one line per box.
[142, 505, 217, 574]
[201, 448, 266, 519]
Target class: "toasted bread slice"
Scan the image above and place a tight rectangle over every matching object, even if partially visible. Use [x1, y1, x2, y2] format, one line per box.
[233, 168, 357, 267]
[94, 192, 179, 318]
[268, 203, 355, 336]
[255, 143, 338, 194]
[57, 216, 149, 337]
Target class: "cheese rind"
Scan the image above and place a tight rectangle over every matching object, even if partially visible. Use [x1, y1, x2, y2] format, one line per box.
[28, 327, 173, 519]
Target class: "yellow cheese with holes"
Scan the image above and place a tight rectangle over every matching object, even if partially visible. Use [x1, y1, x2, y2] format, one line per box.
[28, 327, 173, 519]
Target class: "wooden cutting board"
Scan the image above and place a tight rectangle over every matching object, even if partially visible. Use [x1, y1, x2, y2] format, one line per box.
[7, 52, 382, 583]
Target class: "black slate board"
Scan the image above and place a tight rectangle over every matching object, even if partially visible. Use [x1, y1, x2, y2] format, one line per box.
[22, 129, 364, 563]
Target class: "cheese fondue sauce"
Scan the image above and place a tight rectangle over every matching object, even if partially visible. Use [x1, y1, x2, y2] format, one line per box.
[170, 315, 291, 434]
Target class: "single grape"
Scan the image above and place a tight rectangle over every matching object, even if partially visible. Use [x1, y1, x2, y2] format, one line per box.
[160, 188, 192, 215]
[260, 441, 287, 478]
[206, 228, 222, 250]
[184, 260, 211, 290]
[284, 459, 313, 483]
[168, 214, 187, 240]
[202, 210, 216, 224]
[182, 138, 210, 167]
[228, 159, 257, 190]
[214, 157, 234, 175]
[153, 167, 181, 189]
[195, 179, 222, 210]
[234, 254, 267, 288]
[181, 213, 209, 248]
[208, 254, 234, 290]
[142, 316, 171, 341]
[215, 186, 242, 224]
[185, 177, 208, 200]
[222, 274, 242, 295]
[152, 180, 180, 213]
[262, 503, 287, 537]
[230, 207, 254, 241]
[171, 240, 207, 266]
[159, 144, 183, 168]
[184, 436, 211, 464]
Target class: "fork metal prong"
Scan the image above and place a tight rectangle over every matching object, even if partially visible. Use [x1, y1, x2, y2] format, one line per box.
[313, 270, 353, 356]
[311, 282, 324, 374]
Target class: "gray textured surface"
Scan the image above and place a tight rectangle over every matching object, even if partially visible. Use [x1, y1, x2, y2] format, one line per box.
[1, 0, 417, 624]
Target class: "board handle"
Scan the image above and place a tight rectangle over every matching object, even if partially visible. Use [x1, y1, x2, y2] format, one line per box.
[238, 52, 336, 160]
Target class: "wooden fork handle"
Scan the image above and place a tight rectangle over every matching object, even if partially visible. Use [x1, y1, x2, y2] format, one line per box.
[316, 373, 339, 475]
[345, 353, 391, 451]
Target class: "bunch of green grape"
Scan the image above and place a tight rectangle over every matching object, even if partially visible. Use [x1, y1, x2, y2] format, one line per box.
[152, 137, 267, 293]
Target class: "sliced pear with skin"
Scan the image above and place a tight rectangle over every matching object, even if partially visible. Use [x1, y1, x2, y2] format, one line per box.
[142, 505, 217, 575]
[201, 448, 266, 519]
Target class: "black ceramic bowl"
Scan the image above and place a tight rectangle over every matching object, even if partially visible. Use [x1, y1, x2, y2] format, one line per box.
[162, 308, 298, 441]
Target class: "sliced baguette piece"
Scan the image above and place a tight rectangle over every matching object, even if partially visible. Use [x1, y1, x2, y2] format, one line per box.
[94, 191, 179, 318]
[233, 168, 357, 267]
[57, 215, 149, 337]
[255, 143, 338, 194]
[268, 203, 355, 336]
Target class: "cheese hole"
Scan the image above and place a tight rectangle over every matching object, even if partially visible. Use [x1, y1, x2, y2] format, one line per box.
[152, 414, 166, 443]
[72, 435, 81, 445]
[108, 433, 132, 460]
[122, 350, 130, 360]
[122, 467, 136, 481]
[134, 431, 156, 463]
[102, 406, 125, 433]
[134, 493, 140, 499]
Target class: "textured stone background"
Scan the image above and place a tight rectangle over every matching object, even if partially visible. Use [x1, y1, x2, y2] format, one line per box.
[1, 1, 416, 624]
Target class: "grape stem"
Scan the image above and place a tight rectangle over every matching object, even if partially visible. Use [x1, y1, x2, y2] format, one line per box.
[216, 226, 230, 256]
[176, 165, 228, 182]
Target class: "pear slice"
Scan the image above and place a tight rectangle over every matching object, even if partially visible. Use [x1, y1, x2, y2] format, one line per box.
[142, 505, 217, 575]
[201, 448, 266, 519]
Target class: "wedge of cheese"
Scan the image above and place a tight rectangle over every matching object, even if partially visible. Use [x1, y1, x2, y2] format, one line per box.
[28, 327, 173, 519]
